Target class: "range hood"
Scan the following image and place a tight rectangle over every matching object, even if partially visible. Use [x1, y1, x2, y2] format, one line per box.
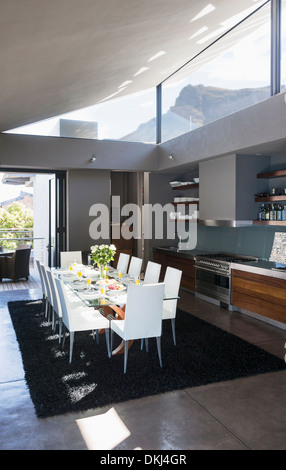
[198, 154, 270, 227]
[199, 219, 253, 227]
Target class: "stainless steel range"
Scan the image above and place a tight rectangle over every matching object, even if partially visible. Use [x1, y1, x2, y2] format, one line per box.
[194, 253, 258, 306]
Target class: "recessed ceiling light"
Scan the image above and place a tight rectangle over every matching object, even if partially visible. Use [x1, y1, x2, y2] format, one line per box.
[98, 89, 123, 103]
[196, 26, 227, 44]
[118, 80, 133, 88]
[190, 4, 215, 22]
[148, 50, 166, 62]
[133, 67, 149, 77]
[189, 26, 208, 40]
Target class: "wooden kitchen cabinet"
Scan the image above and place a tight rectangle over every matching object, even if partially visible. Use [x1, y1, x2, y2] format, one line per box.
[153, 250, 195, 291]
[232, 269, 286, 324]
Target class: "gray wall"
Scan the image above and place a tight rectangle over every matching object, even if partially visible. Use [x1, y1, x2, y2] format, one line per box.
[158, 92, 286, 171]
[67, 169, 110, 251]
[0, 133, 158, 172]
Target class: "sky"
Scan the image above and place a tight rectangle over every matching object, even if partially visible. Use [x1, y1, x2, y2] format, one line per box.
[0, 173, 33, 205]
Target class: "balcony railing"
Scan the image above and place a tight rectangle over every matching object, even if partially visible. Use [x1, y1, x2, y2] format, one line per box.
[0, 229, 46, 265]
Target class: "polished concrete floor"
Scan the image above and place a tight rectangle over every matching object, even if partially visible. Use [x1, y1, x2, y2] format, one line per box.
[1, 286, 286, 450]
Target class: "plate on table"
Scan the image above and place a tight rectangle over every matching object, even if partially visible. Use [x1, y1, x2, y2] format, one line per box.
[97, 278, 117, 286]
[73, 284, 89, 291]
[56, 268, 70, 274]
[80, 290, 98, 298]
[107, 283, 126, 291]
[61, 273, 76, 280]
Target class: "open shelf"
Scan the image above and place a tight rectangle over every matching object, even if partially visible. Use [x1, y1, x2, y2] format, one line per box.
[172, 183, 199, 190]
[255, 195, 286, 202]
[257, 169, 286, 179]
[253, 220, 286, 226]
[173, 201, 199, 206]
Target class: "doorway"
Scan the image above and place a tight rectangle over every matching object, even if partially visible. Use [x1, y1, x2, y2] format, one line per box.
[0, 169, 66, 269]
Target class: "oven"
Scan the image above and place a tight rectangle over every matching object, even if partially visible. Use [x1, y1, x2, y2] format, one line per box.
[194, 253, 258, 306]
[195, 257, 231, 305]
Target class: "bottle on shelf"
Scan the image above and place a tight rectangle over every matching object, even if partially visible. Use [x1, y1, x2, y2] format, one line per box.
[270, 204, 276, 221]
[276, 204, 283, 221]
[258, 203, 266, 221]
[265, 204, 270, 220]
[282, 205, 286, 221]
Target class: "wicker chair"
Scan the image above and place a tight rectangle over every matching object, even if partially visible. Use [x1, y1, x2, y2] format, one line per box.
[0, 248, 31, 282]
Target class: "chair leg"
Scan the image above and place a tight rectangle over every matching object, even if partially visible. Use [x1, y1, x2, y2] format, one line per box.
[44, 299, 48, 318]
[58, 318, 62, 344]
[156, 336, 162, 368]
[171, 318, 176, 345]
[95, 330, 99, 344]
[69, 332, 74, 363]
[52, 309, 56, 331]
[105, 328, 111, 358]
[111, 329, 114, 351]
[124, 340, 129, 374]
[62, 325, 67, 349]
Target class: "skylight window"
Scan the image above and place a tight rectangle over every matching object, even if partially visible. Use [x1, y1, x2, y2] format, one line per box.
[190, 4, 215, 22]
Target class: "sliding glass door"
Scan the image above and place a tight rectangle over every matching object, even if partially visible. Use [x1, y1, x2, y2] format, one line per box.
[48, 171, 66, 267]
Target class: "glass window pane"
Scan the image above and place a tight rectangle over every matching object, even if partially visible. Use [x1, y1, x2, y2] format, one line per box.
[281, 0, 286, 91]
[5, 88, 156, 144]
[161, 1, 271, 142]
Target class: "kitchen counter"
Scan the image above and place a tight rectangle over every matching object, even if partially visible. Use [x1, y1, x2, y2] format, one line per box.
[231, 259, 286, 280]
[155, 246, 286, 280]
[154, 246, 211, 260]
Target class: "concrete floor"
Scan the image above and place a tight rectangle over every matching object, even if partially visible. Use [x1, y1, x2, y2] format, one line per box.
[1, 286, 286, 450]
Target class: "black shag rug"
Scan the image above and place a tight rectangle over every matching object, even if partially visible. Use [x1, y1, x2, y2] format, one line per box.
[8, 299, 286, 418]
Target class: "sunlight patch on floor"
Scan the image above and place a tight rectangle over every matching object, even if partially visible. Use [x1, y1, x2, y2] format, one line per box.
[76, 407, 131, 450]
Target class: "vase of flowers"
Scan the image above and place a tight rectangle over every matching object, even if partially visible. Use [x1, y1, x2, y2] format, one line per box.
[90, 244, 116, 278]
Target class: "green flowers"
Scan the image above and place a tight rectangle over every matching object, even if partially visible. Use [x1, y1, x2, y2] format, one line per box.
[90, 244, 116, 267]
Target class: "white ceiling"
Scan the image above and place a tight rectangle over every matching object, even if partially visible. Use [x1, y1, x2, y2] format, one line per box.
[0, 0, 264, 133]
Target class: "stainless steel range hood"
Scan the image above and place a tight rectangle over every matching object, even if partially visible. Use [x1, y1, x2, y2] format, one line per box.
[199, 155, 270, 228]
[199, 219, 253, 227]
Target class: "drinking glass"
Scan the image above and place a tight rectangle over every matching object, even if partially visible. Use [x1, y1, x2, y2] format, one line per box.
[118, 270, 122, 280]
[69, 264, 73, 272]
[86, 277, 91, 290]
[135, 276, 140, 285]
[77, 269, 82, 281]
[100, 286, 105, 299]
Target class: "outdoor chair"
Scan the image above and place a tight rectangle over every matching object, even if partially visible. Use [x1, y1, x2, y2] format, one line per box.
[0, 248, 31, 282]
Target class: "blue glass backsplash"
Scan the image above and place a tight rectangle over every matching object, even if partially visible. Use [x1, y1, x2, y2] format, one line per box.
[196, 225, 286, 260]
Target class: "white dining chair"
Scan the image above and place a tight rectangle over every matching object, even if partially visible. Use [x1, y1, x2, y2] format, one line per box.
[35, 259, 47, 311]
[110, 283, 165, 374]
[60, 251, 82, 268]
[127, 256, 142, 278]
[162, 266, 182, 345]
[116, 253, 130, 274]
[40, 264, 53, 321]
[143, 261, 161, 284]
[46, 269, 63, 342]
[55, 277, 111, 363]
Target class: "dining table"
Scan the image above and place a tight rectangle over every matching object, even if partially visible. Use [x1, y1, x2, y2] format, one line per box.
[54, 264, 179, 355]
